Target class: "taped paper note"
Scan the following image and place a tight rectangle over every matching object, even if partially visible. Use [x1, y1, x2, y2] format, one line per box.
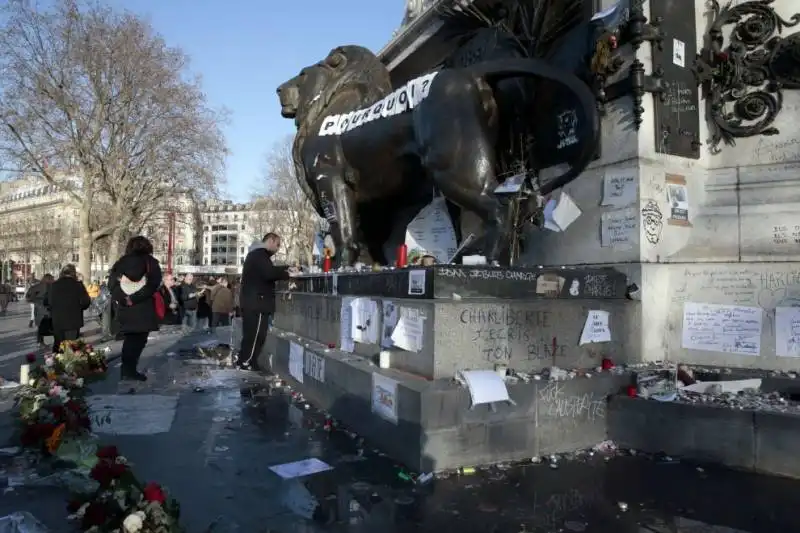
[682, 302, 762, 356]
[579, 310, 611, 345]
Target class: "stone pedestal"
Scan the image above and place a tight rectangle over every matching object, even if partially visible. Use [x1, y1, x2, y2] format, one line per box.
[517, 0, 800, 372]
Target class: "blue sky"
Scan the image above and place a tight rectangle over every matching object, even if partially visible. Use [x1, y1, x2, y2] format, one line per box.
[105, 0, 403, 201]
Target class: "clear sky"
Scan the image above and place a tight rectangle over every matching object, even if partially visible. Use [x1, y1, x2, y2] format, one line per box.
[104, 0, 404, 201]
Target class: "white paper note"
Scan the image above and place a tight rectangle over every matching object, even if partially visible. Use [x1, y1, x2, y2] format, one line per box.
[776, 306, 800, 357]
[351, 298, 379, 344]
[551, 192, 581, 231]
[579, 310, 612, 345]
[408, 269, 425, 295]
[269, 458, 332, 480]
[682, 302, 762, 356]
[289, 341, 304, 383]
[459, 370, 511, 407]
[601, 207, 638, 248]
[371, 373, 399, 424]
[339, 297, 355, 352]
[673, 38, 686, 67]
[601, 169, 637, 207]
[390, 307, 425, 352]
[543, 198, 560, 232]
[381, 301, 399, 348]
[404, 196, 458, 263]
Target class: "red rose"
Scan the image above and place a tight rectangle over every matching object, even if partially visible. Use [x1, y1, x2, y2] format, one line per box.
[81, 502, 107, 529]
[90, 462, 114, 487]
[95, 445, 119, 459]
[25, 353, 36, 363]
[143, 482, 166, 504]
[109, 462, 128, 478]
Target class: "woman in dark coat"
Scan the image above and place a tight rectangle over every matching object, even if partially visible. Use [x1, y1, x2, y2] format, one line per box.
[108, 236, 162, 381]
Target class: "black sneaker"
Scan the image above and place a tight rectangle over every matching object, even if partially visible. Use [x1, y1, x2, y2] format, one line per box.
[121, 371, 148, 382]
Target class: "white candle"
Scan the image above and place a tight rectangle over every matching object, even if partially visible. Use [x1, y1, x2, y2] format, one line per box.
[19, 364, 30, 385]
[379, 350, 392, 369]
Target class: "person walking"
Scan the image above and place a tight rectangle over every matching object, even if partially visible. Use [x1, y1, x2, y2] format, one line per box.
[210, 278, 234, 333]
[237, 232, 297, 370]
[46, 265, 91, 353]
[180, 273, 199, 332]
[108, 236, 162, 381]
[0, 281, 10, 314]
[26, 275, 53, 347]
[158, 274, 181, 325]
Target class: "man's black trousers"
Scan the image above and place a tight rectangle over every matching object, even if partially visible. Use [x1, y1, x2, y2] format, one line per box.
[238, 311, 270, 368]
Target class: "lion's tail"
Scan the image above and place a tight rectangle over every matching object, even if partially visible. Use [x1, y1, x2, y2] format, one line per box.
[468, 58, 600, 195]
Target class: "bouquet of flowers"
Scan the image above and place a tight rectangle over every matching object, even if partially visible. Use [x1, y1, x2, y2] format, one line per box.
[58, 340, 109, 379]
[68, 446, 183, 533]
[16, 357, 90, 453]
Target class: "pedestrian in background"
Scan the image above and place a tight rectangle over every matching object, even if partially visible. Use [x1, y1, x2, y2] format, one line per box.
[46, 264, 91, 353]
[197, 280, 212, 332]
[26, 275, 53, 347]
[210, 278, 234, 332]
[0, 281, 10, 314]
[237, 232, 298, 370]
[159, 273, 181, 325]
[180, 273, 199, 332]
[27, 277, 39, 328]
[108, 235, 162, 381]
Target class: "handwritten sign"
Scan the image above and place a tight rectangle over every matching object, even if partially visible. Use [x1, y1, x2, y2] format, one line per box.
[303, 350, 325, 382]
[339, 297, 355, 352]
[351, 298, 379, 344]
[405, 196, 457, 263]
[776, 306, 800, 357]
[579, 310, 611, 345]
[371, 373, 399, 424]
[601, 208, 638, 248]
[601, 168, 637, 207]
[682, 302, 762, 356]
[289, 342, 304, 383]
[390, 307, 425, 352]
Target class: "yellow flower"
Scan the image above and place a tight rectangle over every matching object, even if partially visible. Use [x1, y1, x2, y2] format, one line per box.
[45, 423, 65, 453]
[46, 371, 57, 381]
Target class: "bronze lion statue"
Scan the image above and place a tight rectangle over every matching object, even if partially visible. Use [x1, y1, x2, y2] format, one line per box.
[277, 45, 599, 266]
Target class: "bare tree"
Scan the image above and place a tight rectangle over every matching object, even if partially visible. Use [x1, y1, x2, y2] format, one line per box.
[0, 0, 228, 277]
[252, 136, 322, 265]
[17, 212, 74, 276]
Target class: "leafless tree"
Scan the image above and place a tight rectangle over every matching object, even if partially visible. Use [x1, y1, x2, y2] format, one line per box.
[16, 212, 73, 276]
[0, 0, 228, 277]
[252, 135, 322, 265]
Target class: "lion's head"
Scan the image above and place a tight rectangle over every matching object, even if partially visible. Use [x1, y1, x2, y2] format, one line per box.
[276, 45, 392, 130]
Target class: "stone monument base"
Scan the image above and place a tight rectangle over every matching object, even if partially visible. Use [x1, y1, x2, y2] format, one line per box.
[260, 329, 627, 471]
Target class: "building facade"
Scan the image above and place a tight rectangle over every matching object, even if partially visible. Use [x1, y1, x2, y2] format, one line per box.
[0, 175, 320, 280]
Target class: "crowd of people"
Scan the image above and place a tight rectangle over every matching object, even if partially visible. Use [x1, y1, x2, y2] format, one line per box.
[16, 231, 296, 380]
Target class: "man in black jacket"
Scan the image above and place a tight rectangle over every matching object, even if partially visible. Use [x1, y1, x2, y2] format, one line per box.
[237, 232, 297, 369]
[45, 264, 91, 353]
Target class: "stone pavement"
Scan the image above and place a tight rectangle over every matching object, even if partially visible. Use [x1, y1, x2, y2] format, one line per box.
[1, 325, 800, 532]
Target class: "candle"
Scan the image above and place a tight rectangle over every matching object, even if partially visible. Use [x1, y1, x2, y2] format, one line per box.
[20, 364, 30, 385]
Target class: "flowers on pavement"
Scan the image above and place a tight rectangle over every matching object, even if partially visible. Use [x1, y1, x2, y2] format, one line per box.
[14, 349, 182, 532]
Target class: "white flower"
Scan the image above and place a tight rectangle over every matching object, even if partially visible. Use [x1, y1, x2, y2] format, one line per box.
[28, 379, 36, 386]
[44, 356, 55, 367]
[115, 455, 128, 465]
[122, 513, 144, 533]
[75, 377, 85, 387]
[75, 502, 90, 519]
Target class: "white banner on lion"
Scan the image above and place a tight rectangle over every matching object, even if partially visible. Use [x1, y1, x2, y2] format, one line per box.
[318, 71, 438, 137]
[404, 196, 457, 264]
